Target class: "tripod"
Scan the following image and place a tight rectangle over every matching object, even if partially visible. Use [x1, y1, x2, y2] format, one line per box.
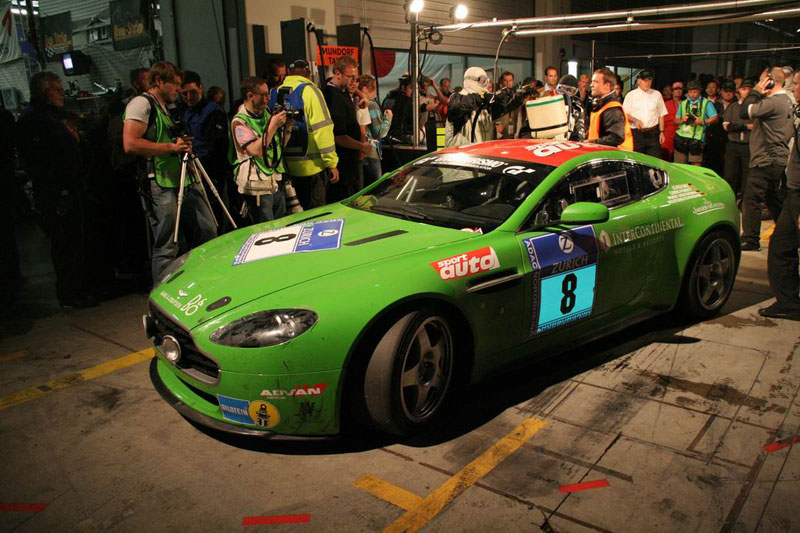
[174, 152, 237, 243]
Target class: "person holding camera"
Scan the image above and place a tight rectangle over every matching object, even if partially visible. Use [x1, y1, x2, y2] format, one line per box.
[739, 67, 794, 252]
[760, 70, 800, 319]
[446, 67, 526, 147]
[122, 61, 216, 282]
[673, 80, 718, 165]
[231, 76, 294, 223]
[272, 59, 339, 210]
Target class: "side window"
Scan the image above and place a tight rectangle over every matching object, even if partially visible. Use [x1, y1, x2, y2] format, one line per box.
[632, 163, 668, 197]
[532, 176, 575, 227]
[571, 161, 632, 208]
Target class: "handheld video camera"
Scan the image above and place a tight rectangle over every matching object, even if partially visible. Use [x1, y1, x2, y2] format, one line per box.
[516, 83, 538, 97]
[274, 86, 304, 121]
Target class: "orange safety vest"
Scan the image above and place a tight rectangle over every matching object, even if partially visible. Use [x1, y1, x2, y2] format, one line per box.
[588, 100, 633, 150]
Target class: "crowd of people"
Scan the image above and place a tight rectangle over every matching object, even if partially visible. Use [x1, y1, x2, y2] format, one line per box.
[5, 56, 800, 321]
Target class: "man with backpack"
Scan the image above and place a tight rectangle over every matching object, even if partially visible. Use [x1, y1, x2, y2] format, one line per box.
[271, 59, 339, 209]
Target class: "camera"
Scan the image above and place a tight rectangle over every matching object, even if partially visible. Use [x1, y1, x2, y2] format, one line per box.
[166, 103, 190, 139]
[516, 83, 538, 97]
[274, 86, 303, 121]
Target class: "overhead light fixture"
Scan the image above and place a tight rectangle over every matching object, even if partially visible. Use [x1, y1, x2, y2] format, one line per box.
[408, 0, 424, 13]
[450, 4, 468, 21]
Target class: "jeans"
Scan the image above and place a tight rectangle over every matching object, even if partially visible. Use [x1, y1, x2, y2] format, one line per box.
[244, 190, 286, 224]
[741, 164, 784, 246]
[767, 189, 800, 311]
[148, 180, 217, 282]
[363, 157, 383, 186]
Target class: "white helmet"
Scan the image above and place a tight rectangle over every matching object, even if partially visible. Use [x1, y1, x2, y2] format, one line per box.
[463, 67, 489, 94]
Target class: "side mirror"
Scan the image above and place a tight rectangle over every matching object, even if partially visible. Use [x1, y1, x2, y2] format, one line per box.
[560, 202, 609, 225]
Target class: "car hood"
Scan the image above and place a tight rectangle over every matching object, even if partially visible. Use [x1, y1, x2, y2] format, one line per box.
[151, 204, 474, 329]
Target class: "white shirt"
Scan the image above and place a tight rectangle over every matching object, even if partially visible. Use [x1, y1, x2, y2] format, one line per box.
[622, 87, 667, 129]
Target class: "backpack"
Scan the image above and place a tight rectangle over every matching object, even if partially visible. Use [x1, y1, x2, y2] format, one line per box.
[268, 83, 308, 157]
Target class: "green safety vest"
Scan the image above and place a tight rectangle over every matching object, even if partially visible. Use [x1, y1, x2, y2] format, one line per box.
[676, 97, 708, 141]
[140, 93, 185, 188]
[231, 110, 284, 175]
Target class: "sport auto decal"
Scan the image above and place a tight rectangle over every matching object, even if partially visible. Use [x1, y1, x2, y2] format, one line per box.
[523, 226, 598, 335]
[218, 395, 280, 428]
[233, 219, 344, 265]
[261, 383, 328, 399]
[431, 247, 500, 280]
[523, 141, 604, 158]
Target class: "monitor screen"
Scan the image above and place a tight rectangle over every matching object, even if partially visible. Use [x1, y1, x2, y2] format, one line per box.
[62, 54, 74, 70]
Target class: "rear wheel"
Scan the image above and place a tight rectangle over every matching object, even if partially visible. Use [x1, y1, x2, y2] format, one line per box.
[680, 230, 738, 319]
[361, 309, 455, 436]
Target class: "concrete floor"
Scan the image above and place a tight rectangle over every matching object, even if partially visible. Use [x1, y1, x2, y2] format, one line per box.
[1, 223, 798, 532]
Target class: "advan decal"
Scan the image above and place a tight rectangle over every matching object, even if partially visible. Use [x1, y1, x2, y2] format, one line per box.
[431, 247, 500, 281]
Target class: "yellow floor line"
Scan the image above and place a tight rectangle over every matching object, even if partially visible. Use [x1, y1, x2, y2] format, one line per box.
[0, 350, 30, 362]
[383, 417, 547, 533]
[0, 348, 155, 411]
[355, 474, 424, 511]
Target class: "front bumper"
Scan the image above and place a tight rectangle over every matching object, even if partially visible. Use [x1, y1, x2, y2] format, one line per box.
[149, 357, 338, 441]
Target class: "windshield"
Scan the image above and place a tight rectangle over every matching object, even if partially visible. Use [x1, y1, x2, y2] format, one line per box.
[349, 153, 555, 233]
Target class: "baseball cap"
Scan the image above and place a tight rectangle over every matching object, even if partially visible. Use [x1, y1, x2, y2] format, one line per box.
[721, 81, 736, 92]
[637, 69, 653, 80]
[289, 59, 309, 70]
[741, 77, 756, 88]
[686, 80, 702, 91]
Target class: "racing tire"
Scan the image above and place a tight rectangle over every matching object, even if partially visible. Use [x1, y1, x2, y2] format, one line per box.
[679, 230, 738, 320]
[361, 308, 456, 437]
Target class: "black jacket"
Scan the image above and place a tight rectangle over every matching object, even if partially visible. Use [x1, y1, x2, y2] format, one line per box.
[447, 89, 524, 142]
[16, 100, 83, 207]
[590, 93, 625, 147]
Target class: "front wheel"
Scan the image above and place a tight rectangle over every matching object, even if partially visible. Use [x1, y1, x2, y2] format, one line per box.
[361, 309, 456, 436]
[679, 230, 738, 319]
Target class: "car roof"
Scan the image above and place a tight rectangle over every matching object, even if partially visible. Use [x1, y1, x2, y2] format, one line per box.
[436, 140, 620, 168]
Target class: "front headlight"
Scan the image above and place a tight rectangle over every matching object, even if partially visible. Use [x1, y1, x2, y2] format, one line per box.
[209, 309, 318, 348]
[159, 252, 191, 285]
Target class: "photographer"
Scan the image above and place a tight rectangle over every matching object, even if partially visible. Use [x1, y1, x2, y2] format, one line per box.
[445, 67, 526, 147]
[123, 61, 216, 282]
[739, 67, 794, 251]
[760, 70, 800, 320]
[231, 76, 292, 223]
[673, 80, 718, 165]
[272, 59, 339, 209]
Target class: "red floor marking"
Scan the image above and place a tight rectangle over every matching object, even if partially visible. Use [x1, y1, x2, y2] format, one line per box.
[762, 435, 799, 453]
[0, 503, 48, 512]
[558, 479, 610, 493]
[242, 514, 311, 526]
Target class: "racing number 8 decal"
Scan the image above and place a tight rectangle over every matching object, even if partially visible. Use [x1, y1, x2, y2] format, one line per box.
[255, 233, 296, 246]
[560, 273, 577, 314]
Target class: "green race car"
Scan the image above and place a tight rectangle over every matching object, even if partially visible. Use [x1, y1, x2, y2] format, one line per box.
[145, 139, 740, 438]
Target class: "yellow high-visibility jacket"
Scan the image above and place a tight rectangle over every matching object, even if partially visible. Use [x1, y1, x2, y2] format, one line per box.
[280, 75, 338, 177]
